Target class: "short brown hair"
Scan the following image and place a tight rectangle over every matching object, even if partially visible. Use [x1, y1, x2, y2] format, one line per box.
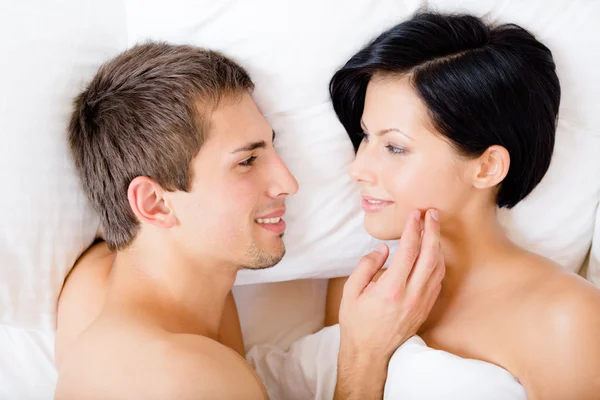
[69, 42, 254, 250]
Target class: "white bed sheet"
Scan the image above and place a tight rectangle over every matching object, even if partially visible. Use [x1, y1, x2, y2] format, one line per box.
[247, 325, 527, 400]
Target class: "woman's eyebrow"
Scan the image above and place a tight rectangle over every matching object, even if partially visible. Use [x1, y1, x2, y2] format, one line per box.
[360, 120, 412, 140]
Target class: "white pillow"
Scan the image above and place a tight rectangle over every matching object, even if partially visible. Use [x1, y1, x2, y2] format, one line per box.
[588, 204, 600, 286]
[0, 326, 57, 400]
[0, 1, 127, 331]
[124, 0, 425, 285]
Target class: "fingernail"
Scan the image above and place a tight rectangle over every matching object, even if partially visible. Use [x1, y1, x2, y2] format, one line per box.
[414, 210, 421, 222]
[429, 209, 439, 222]
[375, 243, 386, 254]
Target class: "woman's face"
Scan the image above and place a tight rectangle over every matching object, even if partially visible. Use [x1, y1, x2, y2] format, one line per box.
[349, 76, 477, 240]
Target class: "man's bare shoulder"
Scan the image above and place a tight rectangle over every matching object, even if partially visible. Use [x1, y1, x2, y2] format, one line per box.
[164, 333, 268, 399]
[56, 325, 267, 400]
[55, 241, 113, 367]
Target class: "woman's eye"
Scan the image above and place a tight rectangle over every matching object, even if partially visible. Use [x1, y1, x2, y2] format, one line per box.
[386, 144, 406, 155]
[361, 132, 371, 142]
[239, 155, 258, 167]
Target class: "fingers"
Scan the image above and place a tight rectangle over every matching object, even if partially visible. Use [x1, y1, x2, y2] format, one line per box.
[344, 244, 389, 299]
[399, 243, 445, 330]
[378, 210, 422, 291]
[419, 252, 445, 318]
[422, 280, 442, 319]
[406, 209, 441, 298]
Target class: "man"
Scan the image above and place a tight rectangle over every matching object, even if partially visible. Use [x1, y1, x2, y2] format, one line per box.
[55, 42, 444, 399]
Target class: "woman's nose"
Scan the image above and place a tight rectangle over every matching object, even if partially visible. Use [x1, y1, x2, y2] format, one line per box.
[348, 147, 375, 185]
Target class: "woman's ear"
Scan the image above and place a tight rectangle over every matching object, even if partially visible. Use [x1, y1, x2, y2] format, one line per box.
[471, 145, 510, 189]
[127, 176, 177, 229]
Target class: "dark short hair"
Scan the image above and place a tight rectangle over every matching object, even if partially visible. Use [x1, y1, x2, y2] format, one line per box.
[69, 42, 254, 250]
[329, 12, 560, 208]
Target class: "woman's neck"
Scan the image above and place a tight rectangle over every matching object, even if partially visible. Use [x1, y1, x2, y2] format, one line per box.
[435, 204, 519, 302]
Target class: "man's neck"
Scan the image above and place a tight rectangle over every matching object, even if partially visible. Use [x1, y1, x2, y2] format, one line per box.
[106, 240, 238, 340]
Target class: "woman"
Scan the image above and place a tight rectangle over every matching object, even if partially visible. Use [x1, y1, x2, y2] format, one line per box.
[325, 12, 600, 399]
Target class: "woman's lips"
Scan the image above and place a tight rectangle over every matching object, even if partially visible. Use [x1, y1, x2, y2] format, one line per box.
[361, 196, 394, 213]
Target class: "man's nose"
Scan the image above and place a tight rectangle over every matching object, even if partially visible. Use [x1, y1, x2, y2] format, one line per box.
[268, 154, 299, 198]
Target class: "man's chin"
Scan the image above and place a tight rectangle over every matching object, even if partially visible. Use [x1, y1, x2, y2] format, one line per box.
[240, 244, 286, 270]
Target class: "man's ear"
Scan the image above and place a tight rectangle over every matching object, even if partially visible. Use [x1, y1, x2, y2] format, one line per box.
[471, 145, 510, 190]
[127, 176, 177, 229]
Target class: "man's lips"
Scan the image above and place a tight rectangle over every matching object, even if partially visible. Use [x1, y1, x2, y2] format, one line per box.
[255, 208, 286, 219]
[255, 208, 287, 234]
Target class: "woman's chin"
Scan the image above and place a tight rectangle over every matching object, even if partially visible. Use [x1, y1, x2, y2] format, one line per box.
[364, 218, 402, 241]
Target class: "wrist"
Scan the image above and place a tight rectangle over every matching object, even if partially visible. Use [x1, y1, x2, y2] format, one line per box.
[339, 336, 392, 366]
[338, 348, 389, 376]
[336, 350, 389, 400]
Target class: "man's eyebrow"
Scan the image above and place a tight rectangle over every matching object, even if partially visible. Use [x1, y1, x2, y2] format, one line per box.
[360, 120, 412, 140]
[231, 140, 266, 154]
[230, 129, 276, 154]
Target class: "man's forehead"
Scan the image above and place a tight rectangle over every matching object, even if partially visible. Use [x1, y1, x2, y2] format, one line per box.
[202, 94, 273, 146]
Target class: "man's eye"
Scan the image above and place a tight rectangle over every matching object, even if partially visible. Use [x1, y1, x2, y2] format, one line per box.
[239, 155, 258, 167]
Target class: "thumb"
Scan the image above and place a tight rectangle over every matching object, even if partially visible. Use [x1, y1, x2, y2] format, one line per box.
[343, 244, 389, 299]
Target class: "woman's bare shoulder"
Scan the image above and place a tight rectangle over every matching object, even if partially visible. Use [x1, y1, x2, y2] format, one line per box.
[510, 253, 600, 399]
[517, 252, 600, 314]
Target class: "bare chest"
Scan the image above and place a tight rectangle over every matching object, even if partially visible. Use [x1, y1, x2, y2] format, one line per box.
[418, 293, 525, 375]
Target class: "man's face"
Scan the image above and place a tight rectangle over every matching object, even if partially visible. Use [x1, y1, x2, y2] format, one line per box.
[168, 93, 298, 270]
